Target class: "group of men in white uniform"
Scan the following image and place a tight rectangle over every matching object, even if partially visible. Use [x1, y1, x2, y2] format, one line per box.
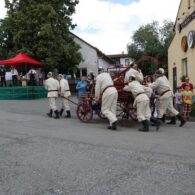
[44, 64, 186, 132]
[44, 72, 71, 119]
[123, 65, 186, 131]
[95, 64, 186, 132]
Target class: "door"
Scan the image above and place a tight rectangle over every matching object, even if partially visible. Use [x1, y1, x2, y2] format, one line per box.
[173, 67, 177, 93]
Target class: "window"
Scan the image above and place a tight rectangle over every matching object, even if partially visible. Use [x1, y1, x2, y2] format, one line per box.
[173, 67, 177, 93]
[80, 68, 87, 76]
[125, 58, 129, 66]
[182, 58, 188, 76]
[188, 0, 190, 9]
[115, 61, 120, 66]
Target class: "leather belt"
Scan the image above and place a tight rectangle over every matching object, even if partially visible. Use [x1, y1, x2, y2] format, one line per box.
[136, 92, 145, 97]
[160, 89, 171, 96]
[48, 90, 58, 92]
[101, 85, 114, 96]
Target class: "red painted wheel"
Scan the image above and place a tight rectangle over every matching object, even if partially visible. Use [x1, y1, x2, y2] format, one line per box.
[97, 110, 106, 119]
[116, 102, 126, 118]
[77, 102, 93, 123]
[116, 102, 137, 121]
[128, 102, 138, 121]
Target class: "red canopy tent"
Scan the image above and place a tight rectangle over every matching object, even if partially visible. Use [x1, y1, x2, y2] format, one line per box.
[0, 53, 43, 67]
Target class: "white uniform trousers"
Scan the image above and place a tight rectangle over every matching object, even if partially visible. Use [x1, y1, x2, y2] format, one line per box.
[157, 96, 179, 118]
[101, 92, 118, 125]
[48, 97, 57, 111]
[61, 97, 70, 111]
[136, 100, 151, 122]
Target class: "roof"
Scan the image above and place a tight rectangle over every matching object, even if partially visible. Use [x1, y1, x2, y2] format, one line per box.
[174, 0, 182, 30]
[70, 32, 114, 64]
[107, 54, 130, 58]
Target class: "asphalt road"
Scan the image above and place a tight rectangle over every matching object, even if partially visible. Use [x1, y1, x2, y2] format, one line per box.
[0, 98, 195, 195]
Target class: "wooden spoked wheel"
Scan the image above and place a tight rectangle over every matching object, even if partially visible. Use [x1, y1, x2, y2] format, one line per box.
[97, 110, 106, 119]
[116, 102, 126, 119]
[77, 102, 93, 123]
[116, 102, 138, 121]
[128, 102, 138, 121]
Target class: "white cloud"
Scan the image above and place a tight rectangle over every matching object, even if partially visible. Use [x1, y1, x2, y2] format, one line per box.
[0, 1, 6, 19]
[72, 0, 181, 54]
[0, 0, 181, 54]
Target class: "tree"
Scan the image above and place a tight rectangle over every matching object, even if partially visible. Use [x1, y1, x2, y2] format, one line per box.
[127, 20, 174, 75]
[0, 0, 82, 72]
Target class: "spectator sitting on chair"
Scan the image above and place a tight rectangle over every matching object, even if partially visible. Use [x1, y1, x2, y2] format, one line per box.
[28, 67, 36, 86]
[11, 66, 18, 86]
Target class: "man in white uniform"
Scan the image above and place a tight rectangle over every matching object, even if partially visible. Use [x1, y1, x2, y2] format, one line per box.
[57, 74, 71, 118]
[149, 68, 186, 127]
[44, 72, 60, 119]
[95, 67, 118, 130]
[124, 64, 144, 83]
[124, 75, 160, 132]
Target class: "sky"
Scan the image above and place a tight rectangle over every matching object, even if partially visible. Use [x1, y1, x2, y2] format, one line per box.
[0, 0, 181, 54]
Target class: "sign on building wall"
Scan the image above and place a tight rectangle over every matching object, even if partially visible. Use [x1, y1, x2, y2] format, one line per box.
[187, 30, 195, 48]
[181, 36, 188, 52]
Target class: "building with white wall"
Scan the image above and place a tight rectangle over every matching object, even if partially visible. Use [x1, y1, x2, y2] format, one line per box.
[107, 53, 133, 66]
[71, 33, 114, 77]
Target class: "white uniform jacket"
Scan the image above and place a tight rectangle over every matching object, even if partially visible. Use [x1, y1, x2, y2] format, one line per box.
[149, 76, 173, 100]
[123, 80, 149, 107]
[124, 68, 144, 83]
[44, 77, 60, 98]
[59, 78, 71, 97]
[95, 72, 117, 98]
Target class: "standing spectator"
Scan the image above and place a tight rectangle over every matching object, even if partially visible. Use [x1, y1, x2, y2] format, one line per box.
[87, 71, 95, 81]
[145, 75, 158, 118]
[87, 71, 95, 93]
[0, 66, 7, 87]
[181, 76, 193, 92]
[38, 68, 45, 86]
[27, 67, 36, 86]
[182, 84, 193, 121]
[76, 76, 88, 102]
[174, 87, 183, 114]
[11, 66, 18, 86]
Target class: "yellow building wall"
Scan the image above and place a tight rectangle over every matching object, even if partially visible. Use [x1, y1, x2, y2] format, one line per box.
[168, 0, 195, 88]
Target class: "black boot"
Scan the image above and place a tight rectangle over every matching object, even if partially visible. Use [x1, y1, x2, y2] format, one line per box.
[166, 116, 176, 124]
[176, 114, 186, 127]
[47, 109, 53, 117]
[139, 120, 149, 132]
[162, 115, 166, 123]
[107, 120, 117, 130]
[150, 117, 161, 131]
[65, 110, 71, 118]
[54, 110, 60, 119]
[59, 108, 64, 117]
[158, 115, 166, 123]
